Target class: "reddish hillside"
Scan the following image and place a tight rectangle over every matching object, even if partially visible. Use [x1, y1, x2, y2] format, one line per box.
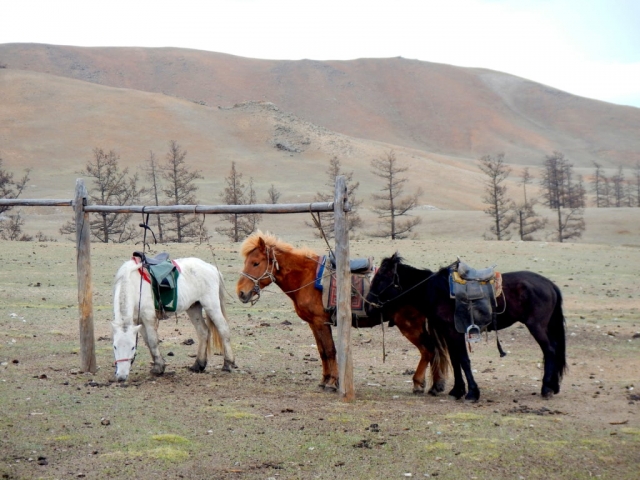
[2, 43, 639, 168]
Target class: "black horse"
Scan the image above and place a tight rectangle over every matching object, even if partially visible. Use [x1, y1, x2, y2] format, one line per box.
[365, 253, 567, 401]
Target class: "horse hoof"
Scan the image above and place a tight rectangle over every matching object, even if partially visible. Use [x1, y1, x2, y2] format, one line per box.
[324, 384, 338, 392]
[189, 360, 207, 373]
[541, 386, 555, 398]
[221, 359, 237, 372]
[413, 387, 425, 395]
[431, 380, 446, 394]
[448, 387, 466, 400]
[464, 393, 480, 402]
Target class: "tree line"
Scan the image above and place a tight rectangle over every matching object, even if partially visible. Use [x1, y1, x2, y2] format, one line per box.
[1, 144, 638, 244]
[480, 152, 640, 243]
[0, 144, 423, 243]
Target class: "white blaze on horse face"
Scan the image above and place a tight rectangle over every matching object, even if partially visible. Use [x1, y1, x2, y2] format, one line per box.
[112, 323, 141, 381]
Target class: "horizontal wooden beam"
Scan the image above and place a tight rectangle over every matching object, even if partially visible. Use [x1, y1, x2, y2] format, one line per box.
[84, 202, 338, 214]
[0, 200, 352, 214]
[0, 199, 73, 207]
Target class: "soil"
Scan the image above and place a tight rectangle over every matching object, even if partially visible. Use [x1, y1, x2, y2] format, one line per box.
[0, 238, 639, 479]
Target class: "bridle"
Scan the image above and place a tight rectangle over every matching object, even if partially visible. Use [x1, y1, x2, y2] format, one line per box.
[367, 260, 405, 309]
[368, 260, 440, 309]
[113, 330, 138, 371]
[239, 246, 279, 306]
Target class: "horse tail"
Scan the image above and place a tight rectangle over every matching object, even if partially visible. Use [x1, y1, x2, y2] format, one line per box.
[550, 284, 567, 379]
[429, 322, 451, 382]
[205, 269, 226, 357]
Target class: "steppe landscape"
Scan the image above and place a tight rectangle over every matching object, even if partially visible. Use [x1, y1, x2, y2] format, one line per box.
[0, 44, 639, 479]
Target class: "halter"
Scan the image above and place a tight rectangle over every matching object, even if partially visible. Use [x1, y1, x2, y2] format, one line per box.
[239, 246, 279, 305]
[368, 261, 445, 309]
[113, 326, 139, 371]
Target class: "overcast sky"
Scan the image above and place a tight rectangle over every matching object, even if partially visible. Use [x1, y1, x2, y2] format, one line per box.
[3, 0, 639, 108]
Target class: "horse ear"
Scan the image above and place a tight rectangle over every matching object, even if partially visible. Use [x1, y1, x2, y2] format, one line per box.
[392, 251, 400, 260]
[257, 237, 266, 250]
[133, 324, 143, 334]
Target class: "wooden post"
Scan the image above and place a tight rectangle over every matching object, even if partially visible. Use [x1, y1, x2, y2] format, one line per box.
[334, 175, 354, 401]
[74, 179, 96, 373]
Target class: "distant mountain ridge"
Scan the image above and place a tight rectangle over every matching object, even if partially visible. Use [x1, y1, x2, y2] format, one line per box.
[2, 43, 639, 169]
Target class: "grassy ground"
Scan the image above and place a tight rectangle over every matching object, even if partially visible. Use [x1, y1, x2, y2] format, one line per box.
[0, 238, 639, 479]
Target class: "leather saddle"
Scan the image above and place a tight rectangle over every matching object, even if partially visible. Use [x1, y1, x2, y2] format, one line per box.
[450, 259, 499, 341]
[457, 260, 496, 282]
[327, 252, 373, 274]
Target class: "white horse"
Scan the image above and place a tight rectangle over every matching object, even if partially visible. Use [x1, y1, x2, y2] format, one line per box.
[112, 256, 236, 381]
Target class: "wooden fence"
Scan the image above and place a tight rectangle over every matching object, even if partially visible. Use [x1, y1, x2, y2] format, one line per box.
[0, 176, 356, 401]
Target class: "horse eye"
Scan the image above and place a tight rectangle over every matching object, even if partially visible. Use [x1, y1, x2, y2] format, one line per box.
[113, 346, 116, 350]
[253, 262, 260, 267]
[131, 347, 135, 351]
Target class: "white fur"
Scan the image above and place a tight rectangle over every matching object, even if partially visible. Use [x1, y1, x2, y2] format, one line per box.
[112, 257, 235, 381]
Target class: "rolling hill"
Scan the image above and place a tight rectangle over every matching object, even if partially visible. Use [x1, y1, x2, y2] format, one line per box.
[1, 43, 639, 244]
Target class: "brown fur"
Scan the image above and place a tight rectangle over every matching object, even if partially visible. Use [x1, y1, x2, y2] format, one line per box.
[237, 231, 448, 393]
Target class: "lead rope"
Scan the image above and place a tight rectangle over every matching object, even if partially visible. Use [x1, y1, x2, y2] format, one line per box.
[380, 312, 387, 363]
[494, 290, 507, 357]
[134, 211, 155, 351]
[309, 210, 335, 260]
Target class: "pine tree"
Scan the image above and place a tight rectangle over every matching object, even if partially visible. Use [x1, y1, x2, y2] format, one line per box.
[160, 140, 206, 243]
[541, 152, 585, 242]
[479, 153, 516, 240]
[307, 156, 362, 239]
[370, 150, 422, 240]
[60, 148, 143, 243]
[215, 161, 261, 242]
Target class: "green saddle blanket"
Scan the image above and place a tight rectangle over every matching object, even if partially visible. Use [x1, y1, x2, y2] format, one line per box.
[148, 261, 180, 312]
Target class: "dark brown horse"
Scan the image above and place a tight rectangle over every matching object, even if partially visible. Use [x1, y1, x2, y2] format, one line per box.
[366, 253, 567, 401]
[236, 232, 448, 393]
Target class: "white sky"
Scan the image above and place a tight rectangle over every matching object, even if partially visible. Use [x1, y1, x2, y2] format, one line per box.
[3, 0, 640, 107]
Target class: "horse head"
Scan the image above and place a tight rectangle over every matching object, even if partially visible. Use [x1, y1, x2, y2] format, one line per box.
[112, 323, 142, 382]
[365, 252, 403, 316]
[237, 234, 278, 304]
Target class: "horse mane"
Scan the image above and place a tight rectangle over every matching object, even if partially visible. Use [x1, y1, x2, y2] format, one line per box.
[112, 259, 141, 329]
[240, 230, 316, 258]
[385, 253, 450, 277]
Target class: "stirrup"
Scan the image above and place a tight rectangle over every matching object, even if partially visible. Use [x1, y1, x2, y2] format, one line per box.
[465, 324, 482, 343]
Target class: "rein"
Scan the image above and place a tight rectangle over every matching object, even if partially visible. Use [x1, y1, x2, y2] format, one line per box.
[116, 213, 155, 371]
[367, 263, 443, 309]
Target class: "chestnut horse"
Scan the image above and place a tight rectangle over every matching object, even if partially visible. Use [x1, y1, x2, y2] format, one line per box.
[236, 231, 448, 393]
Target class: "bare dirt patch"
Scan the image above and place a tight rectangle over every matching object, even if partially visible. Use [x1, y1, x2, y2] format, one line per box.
[1, 239, 639, 479]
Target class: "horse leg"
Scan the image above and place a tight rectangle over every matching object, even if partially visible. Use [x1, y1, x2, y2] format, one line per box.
[458, 342, 480, 402]
[443, 327, 480, 401]
[393, 313, 433, 394]
[186, 305, 209, 372]
[202, 304, 236, 372]
[427, 341, 448, 396]
[525, 324, 559, 398]
[138, 317, 165, 376]
[308, 319, 338, 391]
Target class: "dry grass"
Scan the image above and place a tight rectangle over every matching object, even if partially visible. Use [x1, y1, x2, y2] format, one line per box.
[1, 237, 639, 479]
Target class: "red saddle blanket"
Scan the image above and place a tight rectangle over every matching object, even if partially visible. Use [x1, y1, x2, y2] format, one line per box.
[316, 256, 372, 318]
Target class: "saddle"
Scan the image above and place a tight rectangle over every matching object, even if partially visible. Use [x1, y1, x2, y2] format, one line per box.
[449, 259, 502, 342]
[132, 251, 181, 314]
[327, 252, 373, 274]
[315, 254, 375, 321]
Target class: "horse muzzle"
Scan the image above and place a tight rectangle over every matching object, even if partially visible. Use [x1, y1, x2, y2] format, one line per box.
[237, 289, 256, 304]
